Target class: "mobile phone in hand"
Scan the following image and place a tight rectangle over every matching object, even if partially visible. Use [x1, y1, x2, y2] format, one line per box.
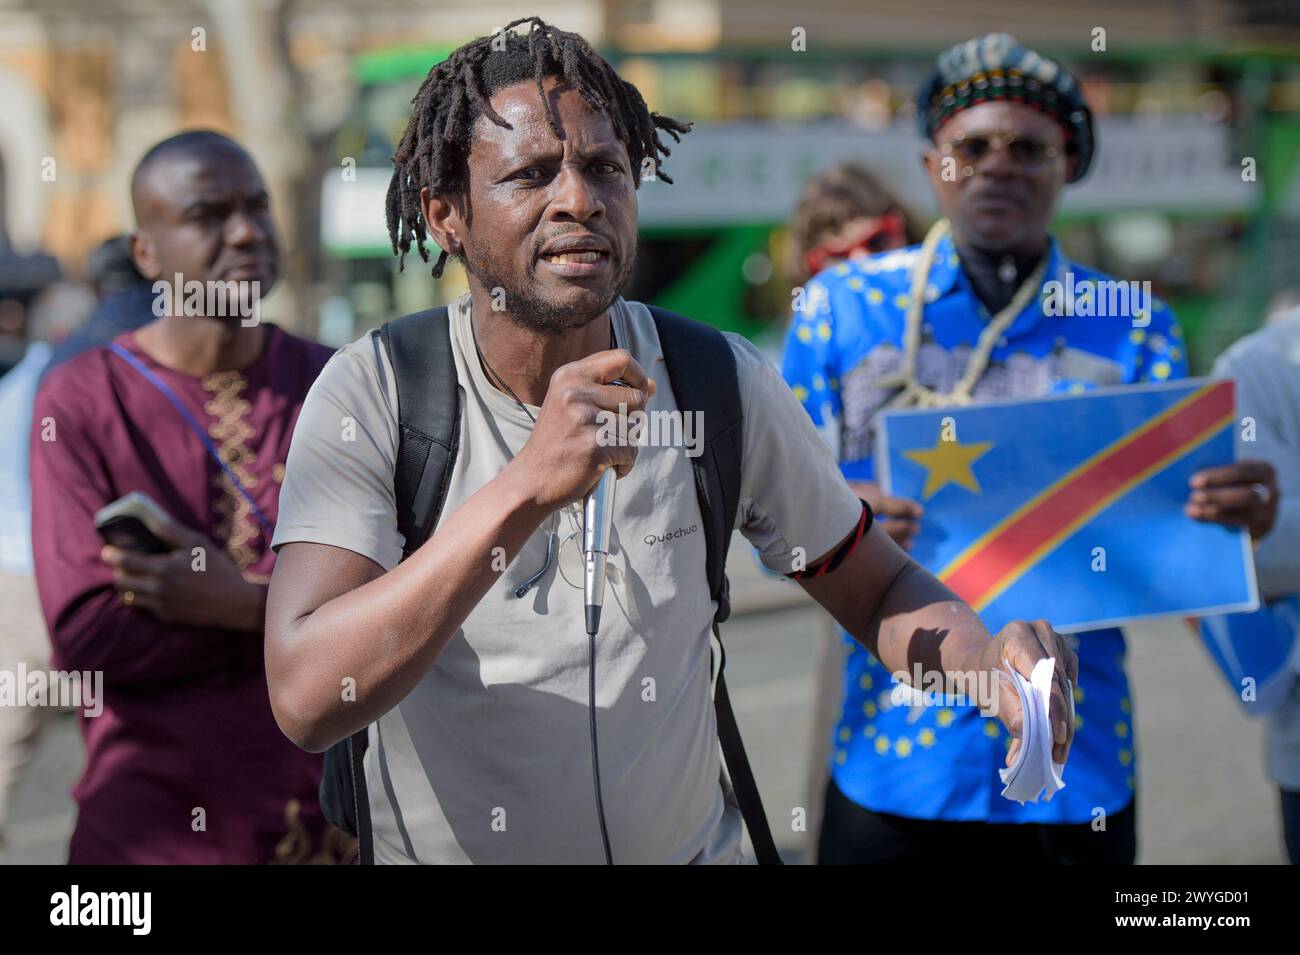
[94, 492, 172, 554]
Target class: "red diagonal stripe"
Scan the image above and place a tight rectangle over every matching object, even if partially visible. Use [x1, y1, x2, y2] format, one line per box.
[941, 383, 1235, 608]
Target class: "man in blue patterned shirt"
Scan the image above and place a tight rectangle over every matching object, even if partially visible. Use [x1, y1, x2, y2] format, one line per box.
[784, 33, 1279, 863]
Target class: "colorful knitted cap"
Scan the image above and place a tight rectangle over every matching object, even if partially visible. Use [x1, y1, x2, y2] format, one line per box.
[915, 33, 1095, 182]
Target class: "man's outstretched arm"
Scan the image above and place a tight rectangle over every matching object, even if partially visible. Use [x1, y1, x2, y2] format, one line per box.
[797, 519, 1078, 765]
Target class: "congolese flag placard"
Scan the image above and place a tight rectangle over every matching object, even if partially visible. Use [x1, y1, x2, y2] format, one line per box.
[875, 380, 1258, 634]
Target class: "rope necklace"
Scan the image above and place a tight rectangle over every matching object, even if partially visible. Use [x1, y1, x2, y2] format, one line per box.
[875, 218, 1051, 410]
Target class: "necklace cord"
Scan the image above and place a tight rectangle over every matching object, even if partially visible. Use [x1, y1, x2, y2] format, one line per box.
[875, 218, 1051, 410]
[470, 305, 619, 425]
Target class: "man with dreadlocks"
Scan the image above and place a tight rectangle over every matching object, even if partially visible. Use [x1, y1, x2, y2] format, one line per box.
[267, 19, 1077, 865]
[784, 33, 1279, 864]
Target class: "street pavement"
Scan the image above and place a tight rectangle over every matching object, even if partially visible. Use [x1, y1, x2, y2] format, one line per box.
[3, 546, 1286, 864]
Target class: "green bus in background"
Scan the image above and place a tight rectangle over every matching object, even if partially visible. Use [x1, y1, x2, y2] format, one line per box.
[321, 43, 1300, 369]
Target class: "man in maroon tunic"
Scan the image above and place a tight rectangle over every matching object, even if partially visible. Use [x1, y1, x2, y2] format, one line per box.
[30, 131, 343, 863]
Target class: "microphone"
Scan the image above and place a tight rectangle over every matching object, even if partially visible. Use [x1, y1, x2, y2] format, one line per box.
[583, 378, 628, 636]
[583, 468, 616, 636]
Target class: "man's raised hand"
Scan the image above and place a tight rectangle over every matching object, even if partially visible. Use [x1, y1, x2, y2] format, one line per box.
[510, 348, 656, 511]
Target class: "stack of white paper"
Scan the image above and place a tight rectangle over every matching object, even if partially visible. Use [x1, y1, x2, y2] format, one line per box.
[998, 657, 1073, 805]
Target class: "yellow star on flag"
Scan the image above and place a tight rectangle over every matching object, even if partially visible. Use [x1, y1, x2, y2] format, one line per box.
[902, 436, 994, 500]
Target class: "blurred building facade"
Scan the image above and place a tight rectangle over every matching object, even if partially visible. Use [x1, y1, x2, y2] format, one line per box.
[1, 0, 1298, 357]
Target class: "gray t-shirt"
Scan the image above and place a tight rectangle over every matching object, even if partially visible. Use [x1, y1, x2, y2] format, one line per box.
[273, 293, 861, 863]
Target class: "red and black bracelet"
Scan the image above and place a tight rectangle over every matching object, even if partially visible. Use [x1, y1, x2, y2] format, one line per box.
[784, 499, 874, 580]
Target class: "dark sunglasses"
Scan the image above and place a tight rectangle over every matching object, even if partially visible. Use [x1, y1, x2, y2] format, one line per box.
[941, 131, 1061, 169]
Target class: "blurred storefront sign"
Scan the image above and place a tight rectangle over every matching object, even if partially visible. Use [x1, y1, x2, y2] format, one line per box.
[322, 117, 1254, 254]
[634, 118, 1256, 226]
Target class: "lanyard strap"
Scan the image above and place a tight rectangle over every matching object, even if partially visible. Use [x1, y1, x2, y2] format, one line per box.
[108, 341, 275, 538]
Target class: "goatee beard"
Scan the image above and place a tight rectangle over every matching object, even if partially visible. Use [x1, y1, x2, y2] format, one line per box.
[464, 248, 635, 334]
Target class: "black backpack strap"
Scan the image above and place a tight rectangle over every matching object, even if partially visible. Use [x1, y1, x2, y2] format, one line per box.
[327, 307, 459, 864]
[345, 730, 371, 865]
[381, 307, 461, 559]
[649, 305, 782, 865]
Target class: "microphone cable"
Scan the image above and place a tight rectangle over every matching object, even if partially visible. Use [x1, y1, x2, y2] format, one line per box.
[588, 626, 614, 864]
[587, 325, 620, 865]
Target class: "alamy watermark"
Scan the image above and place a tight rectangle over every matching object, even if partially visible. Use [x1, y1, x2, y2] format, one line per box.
[0, 664, 102, 717]
[50, 885, 150, 935]
[596, 404, 703, 458]
[1042, 272, 1152, 327]
[890, 663, 1002, 717]
[151, 273, 262, 327]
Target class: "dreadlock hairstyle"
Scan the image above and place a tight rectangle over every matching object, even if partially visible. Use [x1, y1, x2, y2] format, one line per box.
[386, 17, 692, 277]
